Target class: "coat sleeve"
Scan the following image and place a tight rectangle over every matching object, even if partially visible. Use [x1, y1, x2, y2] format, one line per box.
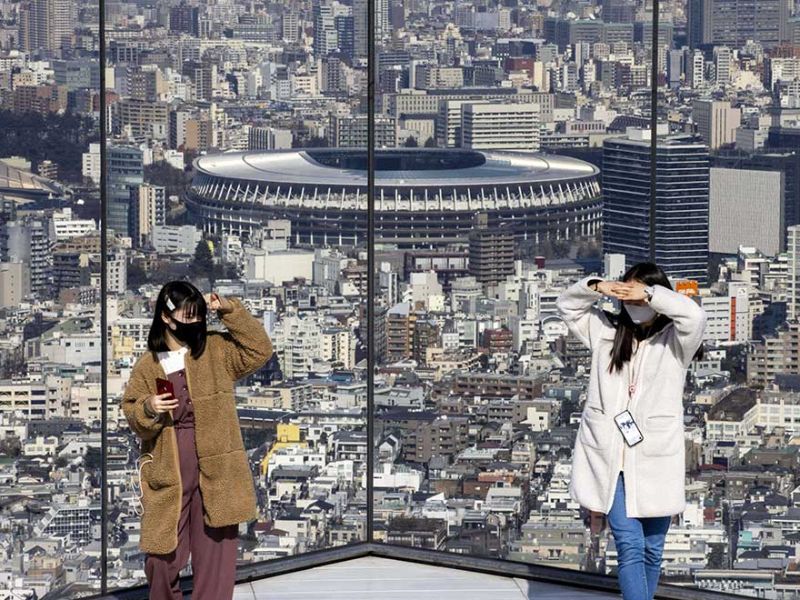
[218, 297, 274, 380]
[555, 276, 605, 350]
[647, 284, 707, 367]
[120, 356, 165, 442]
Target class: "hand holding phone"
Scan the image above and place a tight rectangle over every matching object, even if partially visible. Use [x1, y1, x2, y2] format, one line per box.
[147, 378, 179, 416]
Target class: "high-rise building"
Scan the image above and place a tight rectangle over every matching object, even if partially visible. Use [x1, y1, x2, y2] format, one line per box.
[461, 103, 540, 151]
[688, 0, 790, 49]
[714, 46, 733, 84]
[602, 0, 636, 23]
[353, 0, 367, 59]
[468, 213, 515, 290]
[282, 12, 299, 42]
[334, 15, 355, 59]
[313, 0, 339, 57]
[667, 49, 684, 89]
[790, 224, 800, 321]
[169, 0, 200, 36]
[603, 129, 710, 285]
[18, 0, 76, 54]
[692, 100, 741, 150]
[712, 151, 800, 239]
[0, 262, 30, 307]
[131, 184, 166, 248]
[107, 146, 143, 238]
[689, 49, 705, 88]
[4, 218, 51, 299]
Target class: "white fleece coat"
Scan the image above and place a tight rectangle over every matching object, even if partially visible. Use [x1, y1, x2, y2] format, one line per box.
[555, 276, 707, 518]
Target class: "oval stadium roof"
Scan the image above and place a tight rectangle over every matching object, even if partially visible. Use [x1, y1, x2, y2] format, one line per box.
[193, 148, 599, 189]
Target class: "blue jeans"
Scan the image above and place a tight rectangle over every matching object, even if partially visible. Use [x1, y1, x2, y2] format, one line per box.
[607, 471, 671, 600]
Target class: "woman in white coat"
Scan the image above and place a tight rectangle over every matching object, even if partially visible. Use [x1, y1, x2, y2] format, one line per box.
[555, 262, 707, 600]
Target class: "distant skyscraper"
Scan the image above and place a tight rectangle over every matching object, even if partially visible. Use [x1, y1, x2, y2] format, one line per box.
[603, 130, 710, 285]
[334, 14, 355, 59]
[789, 224, 800, 321]
[169, 0, 200, 36]
[107, 146, 143, 238]
[18, 0, 76, 54]
[282, 12, 299, 42]
[692, 100, 741, 150]
[353, 0, 388, 56]
[313, 0, 339, 57]
[131, 184, 166, 248]
[688, 0, 790, 50]
[713, 46, 733, 84]
[468, 213, 515, 290]
[353, 0, 367, 58]
[667, 48, 684, 89]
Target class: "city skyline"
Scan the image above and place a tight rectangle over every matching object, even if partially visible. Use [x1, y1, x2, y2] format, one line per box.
[1, 0, 800, 598]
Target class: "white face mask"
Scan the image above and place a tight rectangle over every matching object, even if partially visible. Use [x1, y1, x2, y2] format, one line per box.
[624, 302, 657, 324]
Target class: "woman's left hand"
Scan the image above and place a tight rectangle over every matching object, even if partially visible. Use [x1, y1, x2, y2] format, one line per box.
[204, 292, 235, 314]
[614, 281, 649, 302]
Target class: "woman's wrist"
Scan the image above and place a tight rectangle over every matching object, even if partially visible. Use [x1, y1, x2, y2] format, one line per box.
[143, 398, 157, 419]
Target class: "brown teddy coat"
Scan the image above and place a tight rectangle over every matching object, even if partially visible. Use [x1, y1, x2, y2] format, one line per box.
[120, 297, 273, 555]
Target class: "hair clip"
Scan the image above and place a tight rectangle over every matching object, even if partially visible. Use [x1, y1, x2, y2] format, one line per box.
[165, 297, 176, 311]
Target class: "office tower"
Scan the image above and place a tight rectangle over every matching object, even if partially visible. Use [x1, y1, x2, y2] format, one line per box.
[0, 262, 30, 307]
[468, 213, 515, 290]
[107, 145, 143, 238]
[690, 49, 705, 88]
[790, 225, 800, 321]
[602, 0, 636, 23]
[603, 130, 710, 286]
[353, 0, 367, 58]
[688, 0, 790, 50]
[169, 1, 200, 36]
[667, 49, 684, 88]
[334, 15, 355, 59]
[692, 100, 741, 150]
[461, 103, 540, 151]
[18, 0, 76, 54]
[131, 184, 166, 248]
[714, 46, 732, 84]
[712, 151, 800, 244]
[709, 168, 784, 256]
[313, 1, 339, 57]
[4, 218, 51, 299]
[282, 12, 299, 42]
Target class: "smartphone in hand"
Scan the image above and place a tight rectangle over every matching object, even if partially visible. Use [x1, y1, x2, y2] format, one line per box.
[156, 378, 175, 398]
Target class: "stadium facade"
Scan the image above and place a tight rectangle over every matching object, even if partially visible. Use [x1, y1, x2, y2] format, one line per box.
[186, 148, 601, 248]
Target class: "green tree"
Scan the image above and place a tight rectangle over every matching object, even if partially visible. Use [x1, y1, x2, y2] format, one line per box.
[424, 137, 436, 148]
[403, 136, 418, 147]
[190, 240, 215, 286]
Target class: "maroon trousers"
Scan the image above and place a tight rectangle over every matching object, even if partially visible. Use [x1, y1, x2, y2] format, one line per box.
[144, 368, 239, 600]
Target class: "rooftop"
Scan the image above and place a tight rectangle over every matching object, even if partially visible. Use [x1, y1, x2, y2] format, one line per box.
[192, 148, 599, 188]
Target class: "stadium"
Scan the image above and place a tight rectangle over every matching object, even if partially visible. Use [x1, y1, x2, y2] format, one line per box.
[186, 148, 601, 248]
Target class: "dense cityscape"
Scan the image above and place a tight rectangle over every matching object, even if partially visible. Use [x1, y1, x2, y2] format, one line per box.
[1, 0, 800, 597]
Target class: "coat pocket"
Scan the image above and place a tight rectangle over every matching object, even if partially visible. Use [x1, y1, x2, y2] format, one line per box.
[641, 414, 683, 457]
[578, 405, 608, 450]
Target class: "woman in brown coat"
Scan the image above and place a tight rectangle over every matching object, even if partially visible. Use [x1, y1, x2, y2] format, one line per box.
[121, 281, 273, 600]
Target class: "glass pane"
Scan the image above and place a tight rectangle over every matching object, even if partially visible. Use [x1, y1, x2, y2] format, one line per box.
[0, 0, 102, 598]
[369, 0, 622, 568]
[676, 0, 793, 595]
[106, 0, 368, 593]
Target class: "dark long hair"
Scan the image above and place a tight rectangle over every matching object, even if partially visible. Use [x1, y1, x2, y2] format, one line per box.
[147, 281, 208, 359]
[605, 262, 703, 374]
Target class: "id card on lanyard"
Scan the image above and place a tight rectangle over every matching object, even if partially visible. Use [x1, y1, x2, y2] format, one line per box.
[614, 337, 647, 447]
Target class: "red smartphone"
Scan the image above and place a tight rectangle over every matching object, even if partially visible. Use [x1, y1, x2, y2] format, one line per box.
[156, 378, 175, 398]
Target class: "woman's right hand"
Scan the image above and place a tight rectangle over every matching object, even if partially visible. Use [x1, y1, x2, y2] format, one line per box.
[145, 393, 179, 416]
[594, 280, 629, 298]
